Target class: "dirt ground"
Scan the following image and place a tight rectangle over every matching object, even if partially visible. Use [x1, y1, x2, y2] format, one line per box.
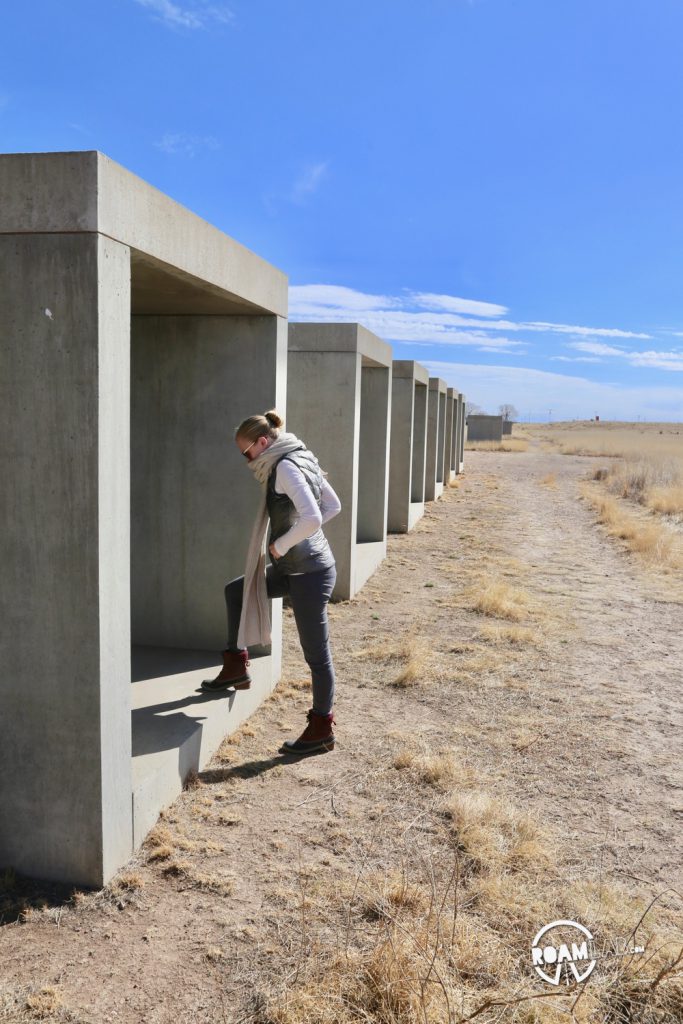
[1, 439, 681, 1022]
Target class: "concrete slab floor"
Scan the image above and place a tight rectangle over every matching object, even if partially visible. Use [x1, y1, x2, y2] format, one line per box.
[131, 645, 275, 846]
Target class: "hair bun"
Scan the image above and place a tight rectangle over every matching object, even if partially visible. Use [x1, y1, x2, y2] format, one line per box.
[264, 409, 284, 428]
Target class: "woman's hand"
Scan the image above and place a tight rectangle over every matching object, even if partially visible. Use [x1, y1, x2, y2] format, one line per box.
[269, 542, 281, 562]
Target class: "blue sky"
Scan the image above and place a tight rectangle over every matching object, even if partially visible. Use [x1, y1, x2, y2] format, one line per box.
[3, 0, 683, 420]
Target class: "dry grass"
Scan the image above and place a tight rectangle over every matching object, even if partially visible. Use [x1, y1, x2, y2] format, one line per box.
[649, 483, 683, 515]
[594, 457, 683, 519]
[250, 736, 682, 1024]
[468, 578, 535, 622]
[159, 858, 235, 896]
[524, 420, 683, 459]
[540, 472, 557, 488]
[444, 790, 554, 874]
[477, 623, 538, 646]
[0, 983, 80, 1023]
[521, 421, 683, 572]
[418, 751, 469, 788]
[351, 627, 433, 687]
[466, 438, 529, 453]
[580, 482, 683, 570]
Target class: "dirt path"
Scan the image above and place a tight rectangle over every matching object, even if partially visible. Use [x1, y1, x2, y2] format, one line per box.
[1, 445, 681, 1023]
[462, 445, 682, 885]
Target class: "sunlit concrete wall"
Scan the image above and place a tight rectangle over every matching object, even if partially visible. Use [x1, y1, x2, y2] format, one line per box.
[286, 323, 392, 600]
[387, 360, 430, 533]
[445, 387, 459, 485]
[425, 377, 448, 501]
[457, 395, 466, 471]
[0, 151, 287, 886]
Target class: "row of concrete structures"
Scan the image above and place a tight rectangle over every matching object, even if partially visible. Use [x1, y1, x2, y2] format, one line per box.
[0, 151, 467, 888]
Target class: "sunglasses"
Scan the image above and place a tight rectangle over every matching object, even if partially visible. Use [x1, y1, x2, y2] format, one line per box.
[241, 437, 259, 458]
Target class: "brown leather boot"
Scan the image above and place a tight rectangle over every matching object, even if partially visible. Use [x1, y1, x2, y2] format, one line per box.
[281, 709, 335, 755]
[201, 649, 252, 692]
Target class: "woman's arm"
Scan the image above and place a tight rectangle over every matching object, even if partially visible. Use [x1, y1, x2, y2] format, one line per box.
[319, 476, 342, 524]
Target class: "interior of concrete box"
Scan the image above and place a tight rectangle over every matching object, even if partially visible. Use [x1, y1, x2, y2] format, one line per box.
[411, 381, 427, 503]
[437, 391, 446, 484]
[356, 357, 390, 546]
[127, 251, 277, 844]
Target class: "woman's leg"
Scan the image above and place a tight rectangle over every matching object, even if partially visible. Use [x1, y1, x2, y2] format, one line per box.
[224, 564, 289, 650]
[288, 565, 337, 715]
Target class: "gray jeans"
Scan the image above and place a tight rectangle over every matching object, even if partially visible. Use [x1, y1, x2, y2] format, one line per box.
[224, 563, 337, 716]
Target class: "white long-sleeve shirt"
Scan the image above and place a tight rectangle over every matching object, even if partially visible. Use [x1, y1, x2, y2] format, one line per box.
[270, 459, 342, 565]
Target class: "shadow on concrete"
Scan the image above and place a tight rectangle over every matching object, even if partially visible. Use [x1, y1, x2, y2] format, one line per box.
[132, 645, 222, 682]
[131, 688, 237, 757]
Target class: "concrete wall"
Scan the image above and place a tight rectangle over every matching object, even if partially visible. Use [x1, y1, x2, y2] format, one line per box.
[425, 377, 448, 501]
[0, 232, 134, 886]
[387, 361, 429, 532]
[445, 388, 459, 484]
[457, 395, 466, 471]
[411, 381, 428, 505]
[131, 315, 286, 649]
[466, 414, 503, 443]
[358, 365, 391, 544]
[286, 323, 392, 600]
[0, 151, 287, 886]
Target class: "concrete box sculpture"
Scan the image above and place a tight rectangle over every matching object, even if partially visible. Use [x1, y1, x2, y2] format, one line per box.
[445, 387, 459, 485]
[0, 151, 288, 886]
[466, 414, 504, 443]
[457, 394, 466, 472]
[425, 377, 448, 501]
[387, 360, 430, 533]
[287, 323, 392, 600]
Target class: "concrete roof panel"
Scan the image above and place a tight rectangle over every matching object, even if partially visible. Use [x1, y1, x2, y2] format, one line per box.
[288, 322, 392, 366]
[0, 150, 287, 316]
[392, 359, 430, 384]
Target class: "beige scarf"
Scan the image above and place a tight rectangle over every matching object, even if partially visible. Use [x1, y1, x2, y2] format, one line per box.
[236, 431, 307, 649]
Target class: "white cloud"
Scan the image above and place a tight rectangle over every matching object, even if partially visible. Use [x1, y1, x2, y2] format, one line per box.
[289, 285, 399, 311]
[289, 299, 526, 352]
[134, 0, 233, 29]
[422, 361, 683, 421]
[566, 340, 683, 372]
[155, 132, 220, 156]
[568, 341, 626, 356]
[410, 291, 508, 318]
[289, 162, 328, 204]
[630, 351, 683, 372]
[288, 283, 652, 355]
[289, 284, 650, 348]
[447, 318, 650, 338]
[525, 321, 650, 339]
[286, 282, 683, 416]
[551, 355, 603, 364]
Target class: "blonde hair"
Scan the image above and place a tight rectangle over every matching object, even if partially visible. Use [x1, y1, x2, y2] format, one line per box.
[235, 409, 284, 444]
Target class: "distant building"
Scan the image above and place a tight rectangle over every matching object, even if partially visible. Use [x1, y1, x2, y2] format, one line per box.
[466, 414, 503, 442]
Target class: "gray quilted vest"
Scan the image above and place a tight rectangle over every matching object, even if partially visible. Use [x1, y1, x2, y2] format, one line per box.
[266, 446, 336, 574]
